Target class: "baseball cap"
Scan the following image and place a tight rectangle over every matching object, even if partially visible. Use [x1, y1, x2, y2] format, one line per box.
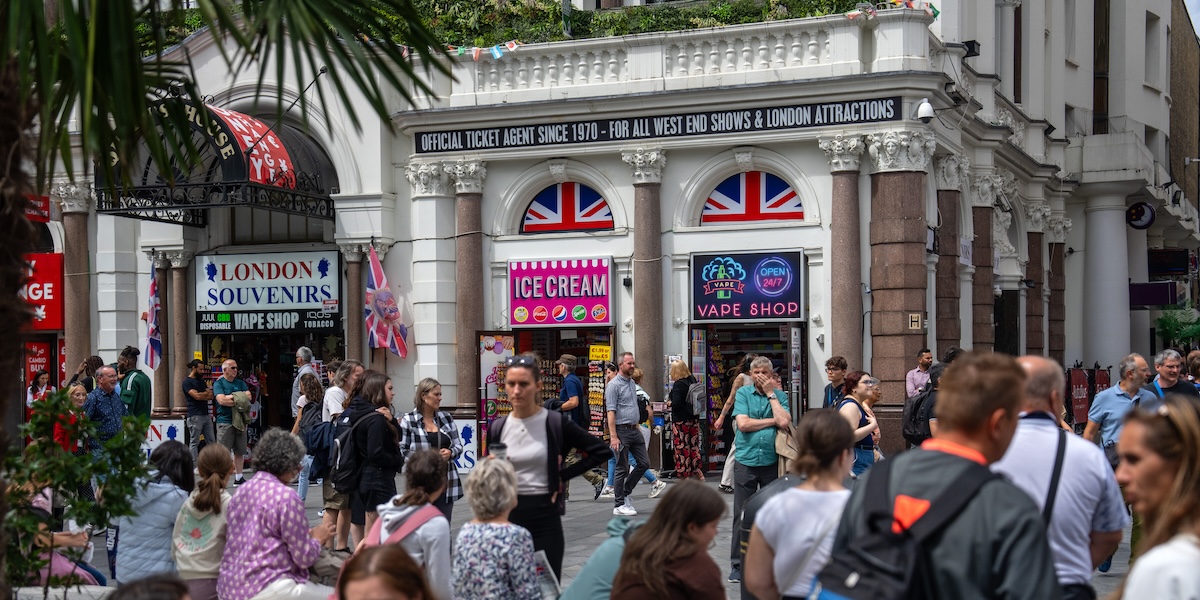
[555, 354, 577, 369]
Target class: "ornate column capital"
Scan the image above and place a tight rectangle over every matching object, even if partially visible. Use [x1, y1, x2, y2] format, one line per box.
[818, 135, 865, 173]
[339, 243, 365, 263]
[447, 159, 487, 195]
[971, 170, 1001, 207]
[866, 130, 937, 173]
[164, 250, 193, 269]
[145, 250, 170, 270]
[405, 161, 452, 197]
[1024, 201, 1052, 232]
[621, 148, 667, 185]
[1047, 215, 1073, 244]
[52, 181, 95, 214]
[934, 154, 971, 191]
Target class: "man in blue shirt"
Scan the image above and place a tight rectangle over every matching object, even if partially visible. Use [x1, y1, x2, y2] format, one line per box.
[213, 358, 249, 485]
[728, 356, 790, 584]
[555, 354, 606, 497]
[606, 352, 646, 516]
[1085, 353, 1153, 453]
[82, 366, 127, 458]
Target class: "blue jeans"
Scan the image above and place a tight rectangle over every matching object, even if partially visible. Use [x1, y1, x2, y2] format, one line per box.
[296, 455, 313, 502]
[607, 452, 656, 485]
[852, 447, 875, 476]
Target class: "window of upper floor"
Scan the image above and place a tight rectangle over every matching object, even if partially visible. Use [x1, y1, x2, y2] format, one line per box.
[521, 182, 614, 234]
[701, 171, 803, 225]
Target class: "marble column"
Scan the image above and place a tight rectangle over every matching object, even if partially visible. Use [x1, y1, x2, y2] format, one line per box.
[166, 250, 192, 415]
[146, 251, 170, 416]
[449, 159, 486, 419]
[866, 130, 936, 455]
[339, 244, 364, 362]
[971, 171, 1000, 352]
[934, 154, 969, 358]
[55, 182, 93, 375]
[819, 135, 865, 368]
[1047, 215, 1071, 366]
[1082, 187, 1133, 368]
[623, 149, 667, 399]
[1024, 201, 1050, 356]
[405, 160, 457, 397]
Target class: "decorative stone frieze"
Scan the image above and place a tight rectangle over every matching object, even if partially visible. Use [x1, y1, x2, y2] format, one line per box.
[995, 169, 1020, 210]
[995, 108, 1026, 149]
[733, 147, 755, 173]
[622, 148, 667, 184]
[53, 181, 94, 214]
[971, 171, 1001, 207]
[993, 208, 1017, 257]
[934, 154, 971, 191]
[448, 159, 487, 194]
[1025, 201, 1051, 232]
[547, 160, 569, 184]
[405, 161, 452, 197]
[866, 130, 936, 173]
[818, 135, 865, 173]
[1047, 215, 1073, 244]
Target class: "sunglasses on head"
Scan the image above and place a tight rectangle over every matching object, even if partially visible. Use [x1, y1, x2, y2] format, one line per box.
[504, 355, 537, 368]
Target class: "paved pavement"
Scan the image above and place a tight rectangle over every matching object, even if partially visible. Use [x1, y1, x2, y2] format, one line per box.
[87, 471, 1131, 598]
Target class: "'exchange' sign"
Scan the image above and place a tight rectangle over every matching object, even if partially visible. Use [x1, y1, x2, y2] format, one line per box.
[416, 97, 901, 154]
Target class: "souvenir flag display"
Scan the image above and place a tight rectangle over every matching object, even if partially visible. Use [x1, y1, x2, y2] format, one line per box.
[701, 171, 804, 224]
[144, 274, 162, 369]
[365, 247, 410, 359]
[444, 40, 524, 61]
[522, 183, 615, 232]
[490, 45, 503, 59]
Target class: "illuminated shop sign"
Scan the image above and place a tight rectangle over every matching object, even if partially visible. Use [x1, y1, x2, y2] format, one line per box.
[691, 251, 805, 323]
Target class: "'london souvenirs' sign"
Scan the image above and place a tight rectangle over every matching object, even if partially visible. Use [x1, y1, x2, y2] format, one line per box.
[416, 97, 901, 153]
[509, 258, 612, 328]
[195, 251, 342, 334]
[691, 251, 805, 323]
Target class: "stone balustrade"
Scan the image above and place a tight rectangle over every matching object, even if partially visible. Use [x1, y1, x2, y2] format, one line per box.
[422, 10, 934, 108]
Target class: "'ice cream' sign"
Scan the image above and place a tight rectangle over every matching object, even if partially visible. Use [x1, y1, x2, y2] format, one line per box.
[508, 258, 612, 327]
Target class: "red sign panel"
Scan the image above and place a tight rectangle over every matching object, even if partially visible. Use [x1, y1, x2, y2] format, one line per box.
[1094, 369, 1111, 394]
[25, 341, 52, 390]
[21, 253, 63, 330]
[208, 105, 297, 188]
[24, 195, 49, 223]
[1069, 369, 1089, 424]
[58, 337, 67, 384]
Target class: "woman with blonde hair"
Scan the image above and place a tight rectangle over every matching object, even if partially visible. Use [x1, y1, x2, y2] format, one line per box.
[173, 444, 234, 600]
[399, 377, 464, 520]
[667, 360, 703, 481]
[369, 449, 451, 600]
[1115, 395, 1200, 598]
[452, 457, 539, 600]
[611, 480, 726, 600]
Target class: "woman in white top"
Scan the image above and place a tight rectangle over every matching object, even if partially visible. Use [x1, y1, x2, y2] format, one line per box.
[26, 369, 53, 407]
[1116, 395, 1200, 599]
[744, 409, 855, 600]
[487, 353, 611, 580]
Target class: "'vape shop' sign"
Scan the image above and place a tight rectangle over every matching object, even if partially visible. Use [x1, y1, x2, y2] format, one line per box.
[691, 251, 806, 322]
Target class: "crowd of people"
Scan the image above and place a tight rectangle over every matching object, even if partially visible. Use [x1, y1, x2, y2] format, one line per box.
[15, 339, 1200, 600]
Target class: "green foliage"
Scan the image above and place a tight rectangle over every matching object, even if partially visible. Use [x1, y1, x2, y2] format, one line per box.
[4, 390, 149, 588]
[1156, 307, 1199, 349]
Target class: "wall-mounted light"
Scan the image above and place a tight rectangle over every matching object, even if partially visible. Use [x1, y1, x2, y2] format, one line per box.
[622, 276, 632, 289]
[1019, 278, 1036, 288]
[816, 333, 825, 347]
[1044, 124, 1056, 137]
[963, 40, 981, 57]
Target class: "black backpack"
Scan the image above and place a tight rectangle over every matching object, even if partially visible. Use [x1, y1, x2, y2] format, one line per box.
[329, 411, 382, 495]
[636, 391, 650, 424]
[901, 389, 936, 447]
[296, 402, 323, 451]
[810, 457, 997, 600]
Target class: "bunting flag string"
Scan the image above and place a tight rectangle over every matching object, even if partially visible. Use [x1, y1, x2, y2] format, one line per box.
[430, 39, 526, 62]
[847, 1, 938, 21]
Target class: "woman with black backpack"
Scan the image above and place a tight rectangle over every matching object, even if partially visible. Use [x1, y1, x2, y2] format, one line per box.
[290, 372, 324, 503]
[341, 371, 403, 544]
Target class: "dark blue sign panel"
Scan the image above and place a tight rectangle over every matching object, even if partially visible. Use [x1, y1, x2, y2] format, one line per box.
[691, 251, 805, 323]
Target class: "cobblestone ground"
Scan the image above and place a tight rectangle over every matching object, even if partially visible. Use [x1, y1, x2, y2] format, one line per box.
[88, 471, 1129, 598]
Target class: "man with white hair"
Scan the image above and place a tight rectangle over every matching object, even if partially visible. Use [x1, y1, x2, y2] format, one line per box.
[993, 356, 1128, 600]
[1142, 349, 1200, 405]
[292, 346, 317, 418]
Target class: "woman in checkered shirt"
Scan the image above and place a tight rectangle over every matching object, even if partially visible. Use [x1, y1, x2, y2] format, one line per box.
[399, 378, 464, 521]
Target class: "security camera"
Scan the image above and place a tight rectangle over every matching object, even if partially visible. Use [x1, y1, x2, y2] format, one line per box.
[915, 98, 935, 124]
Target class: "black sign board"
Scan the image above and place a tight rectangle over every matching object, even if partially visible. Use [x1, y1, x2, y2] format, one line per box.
[416, 97, 902, 154]
[691, 251, 805, 323]
[196, 309, 341, 334]
[1148, 248, 1190, 276]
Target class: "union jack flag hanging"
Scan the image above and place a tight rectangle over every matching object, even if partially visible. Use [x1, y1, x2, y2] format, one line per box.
[143, 274, 162, 370]
[365, 247, 409, 358]
[522, 183, 614, 233]
[701, 171, 804, 224]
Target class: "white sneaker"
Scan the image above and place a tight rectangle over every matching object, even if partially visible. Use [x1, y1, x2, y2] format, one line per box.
[599, 486, 615, 499]
[613, 503, 637, 516]
[649, 480, 667, 499]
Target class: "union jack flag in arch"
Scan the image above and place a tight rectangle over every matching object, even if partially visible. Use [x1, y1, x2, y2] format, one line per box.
[365, 247, 409, 359]
[701, 171, 804, 225]
[522, 182, 614, 233]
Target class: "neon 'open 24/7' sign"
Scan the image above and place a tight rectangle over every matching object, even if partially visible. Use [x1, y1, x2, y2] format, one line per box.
[691, 251, 805, 323]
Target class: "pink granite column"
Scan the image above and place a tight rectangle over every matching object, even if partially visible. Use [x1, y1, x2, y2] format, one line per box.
[1047, 215, 1072, 365]
[56, 183, 92, 379]
[971, 173, 999, 352]
[1025, 230, 1045, 355]
[819, 135, 865, 369]
[934, 155, 969, 359]
[623, 149, 667, 401]
[168, 251, 191, 415]
[865, 130, 936, 456]
[449, 160, 486, 419]
[339, 245, 364, 362]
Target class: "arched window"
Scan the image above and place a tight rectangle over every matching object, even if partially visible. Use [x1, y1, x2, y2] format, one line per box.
[522, 182, 614, 233]
[701, 171, 803, 225]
